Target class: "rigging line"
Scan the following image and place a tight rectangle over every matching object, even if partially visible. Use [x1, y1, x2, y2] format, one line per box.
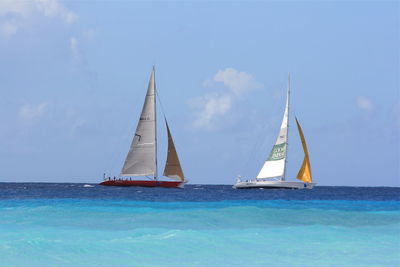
[239, 82, 287, 178]
[155, 87, 168, 121]
[242, 115, 280, 179]
[107, 110, 138, 178]
[155, 86, 180, 133]
[105, 82, 144, 178]
[243, 95, 280, 172]
[237, 89, 270, 177]
[155, 89, 181, 146]
[154, 78, 168, 180]
[154, 84, 185, 177]
[239, 116, 271, 176]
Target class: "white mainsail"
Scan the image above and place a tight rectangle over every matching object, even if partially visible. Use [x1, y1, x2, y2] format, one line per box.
[121, 69, 156, 177]
[256, 81, 290, 180]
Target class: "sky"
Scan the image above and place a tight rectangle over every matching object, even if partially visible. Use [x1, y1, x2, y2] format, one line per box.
[0, 0, 398, 186]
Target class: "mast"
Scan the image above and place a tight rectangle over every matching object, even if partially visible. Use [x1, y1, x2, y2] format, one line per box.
[120, 68, 157, 177]
[282, 73, 291, 181]
[153, 66, 158, 180]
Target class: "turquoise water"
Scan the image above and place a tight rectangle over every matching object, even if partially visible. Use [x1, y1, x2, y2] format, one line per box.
[0, 184, 399, 266]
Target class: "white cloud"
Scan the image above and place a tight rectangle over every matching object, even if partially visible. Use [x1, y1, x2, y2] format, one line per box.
[35, 0, 78, 24]
[213, 68, 261, 96]
[191, 68, 262, 130]
[70, 36, 80, 61]
[1, 20, 18, 36]
[0, 0, 77, 37]
[0, 1, 31, 17]
[356, 96, 374, 112]
[192, 93, 232, 129]
[19, 102, 49, 120]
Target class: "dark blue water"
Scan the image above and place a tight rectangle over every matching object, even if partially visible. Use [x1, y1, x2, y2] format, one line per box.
[0, 183, 399, 267]
[1, 183, 399, 202]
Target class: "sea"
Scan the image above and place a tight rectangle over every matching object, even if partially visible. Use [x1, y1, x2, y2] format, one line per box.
[0, 183, 399, 267]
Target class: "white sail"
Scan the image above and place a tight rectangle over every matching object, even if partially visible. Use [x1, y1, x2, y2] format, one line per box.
[121, 69, 156, 176]
[235, 75, 316, 189]
[256, 86, 289, 179]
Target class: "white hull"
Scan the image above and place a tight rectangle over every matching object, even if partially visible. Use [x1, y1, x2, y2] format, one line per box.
[233, 180, 315, 189]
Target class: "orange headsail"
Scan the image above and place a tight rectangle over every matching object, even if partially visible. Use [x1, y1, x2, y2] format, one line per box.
[295, 117, 312, 183]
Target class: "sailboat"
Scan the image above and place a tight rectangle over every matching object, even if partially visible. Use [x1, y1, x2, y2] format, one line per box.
[234, 75, 315, 189]
[100, 67, 187, 188]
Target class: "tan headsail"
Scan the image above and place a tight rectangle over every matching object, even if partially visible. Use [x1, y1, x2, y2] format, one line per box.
[163, 119, 185, 181]
[295, 117, 312, 183]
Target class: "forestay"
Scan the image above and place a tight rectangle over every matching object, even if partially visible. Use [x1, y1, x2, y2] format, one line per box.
[121, 69, 156, 176]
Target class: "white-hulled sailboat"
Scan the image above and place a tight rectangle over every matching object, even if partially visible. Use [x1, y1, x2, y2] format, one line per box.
[234, 75, 315, 189]
[100, 67, 187, 188]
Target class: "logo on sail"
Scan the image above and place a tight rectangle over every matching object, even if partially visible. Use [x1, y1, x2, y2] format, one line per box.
[267, 143, 286, 161]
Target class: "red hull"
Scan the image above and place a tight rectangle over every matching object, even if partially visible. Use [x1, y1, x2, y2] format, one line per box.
[99, 180, 184, 188]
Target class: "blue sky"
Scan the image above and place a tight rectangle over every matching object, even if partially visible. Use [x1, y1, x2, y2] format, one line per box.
[0, 0, 398, 186]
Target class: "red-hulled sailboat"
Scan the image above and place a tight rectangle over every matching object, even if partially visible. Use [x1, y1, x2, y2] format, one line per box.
[100, 67, 187, 188]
